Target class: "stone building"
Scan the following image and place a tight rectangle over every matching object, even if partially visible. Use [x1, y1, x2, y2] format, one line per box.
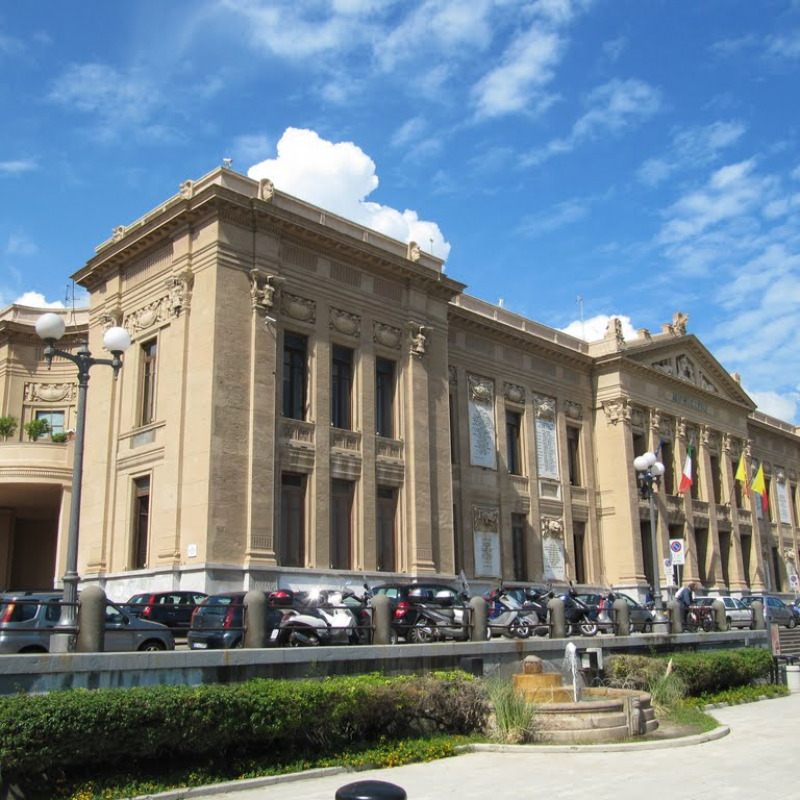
[1, 166, 798, 602]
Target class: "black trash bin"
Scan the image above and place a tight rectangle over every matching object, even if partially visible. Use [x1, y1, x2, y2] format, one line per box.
[335, 779, 407, 800]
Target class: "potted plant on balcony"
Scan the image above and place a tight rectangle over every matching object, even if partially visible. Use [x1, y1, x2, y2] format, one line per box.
[0, 416, 17, 441]
[23, 419, 50, 441]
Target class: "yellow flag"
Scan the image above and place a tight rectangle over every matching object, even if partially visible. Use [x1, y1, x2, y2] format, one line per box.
[751, 463, 766, 496]
[735, 453, 750, 496]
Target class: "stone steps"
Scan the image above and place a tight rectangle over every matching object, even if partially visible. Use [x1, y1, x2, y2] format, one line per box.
[779, 627, 800, 657]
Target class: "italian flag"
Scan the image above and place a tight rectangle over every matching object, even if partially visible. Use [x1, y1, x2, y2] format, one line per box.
[678, 444, 693, 493]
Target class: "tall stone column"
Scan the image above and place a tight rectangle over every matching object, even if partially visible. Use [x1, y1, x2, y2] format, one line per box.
[700, 425, 723, 587]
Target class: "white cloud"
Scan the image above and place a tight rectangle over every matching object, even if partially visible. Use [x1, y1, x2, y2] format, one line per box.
[13, 292, 64, 309]
[472, 27, 563, 119]
[391, 116, 427, 148]
[559, 313, 638, 342]
[637, 121, 746, 186]
[523, 78, 661, 165]
[248, 128, 451, 258]
[747, 389, 798, 422]
[517, 198, 587, 236]
[0, 160, 37, 175]
[5, 233, 38, 257]
[766, 30, 800, 60]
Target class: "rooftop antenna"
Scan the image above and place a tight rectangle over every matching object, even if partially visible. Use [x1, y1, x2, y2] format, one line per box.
[576, 295, 585, 340]
[66, 281, 77, 325]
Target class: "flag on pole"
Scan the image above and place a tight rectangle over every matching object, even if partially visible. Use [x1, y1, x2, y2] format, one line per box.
[735, 453, 750, 497]
[751, 464, 768, 513]
[678, 444, 693, 493]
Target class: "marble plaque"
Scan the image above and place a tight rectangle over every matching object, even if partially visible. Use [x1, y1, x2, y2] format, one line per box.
[469, 396, 497, 470]
[535, 417, 559, 479]
[474, 531, 501, 578]
[777, 481, 791, 524]
[542, 535, 566, 581]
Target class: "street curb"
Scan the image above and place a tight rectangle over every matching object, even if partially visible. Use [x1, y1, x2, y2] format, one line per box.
[129, 767, 347, 800]
[457, 724, 730, 754]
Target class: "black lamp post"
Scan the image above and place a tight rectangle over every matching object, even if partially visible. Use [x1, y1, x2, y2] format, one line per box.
[634, 451, 665, 616]
[35, 312, 131, 651]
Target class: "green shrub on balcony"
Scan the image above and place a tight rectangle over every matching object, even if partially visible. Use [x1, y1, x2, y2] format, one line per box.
[0, 416, 17, 440]
[23, 419, 50, 441]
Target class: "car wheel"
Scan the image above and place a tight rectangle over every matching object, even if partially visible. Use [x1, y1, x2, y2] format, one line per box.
[788, 616, 797, 629]
[725, 617, 732, 631]
[409, 619, 435, 644]
[19, 645, 48, 654]
[138, 639, 166, 652]
[642, 621, 653, 633]
[232, 637, 244, 648]
[388, 629, 399, 645]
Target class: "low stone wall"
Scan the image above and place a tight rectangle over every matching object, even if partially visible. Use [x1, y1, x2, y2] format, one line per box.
[0, 629, 768, 697]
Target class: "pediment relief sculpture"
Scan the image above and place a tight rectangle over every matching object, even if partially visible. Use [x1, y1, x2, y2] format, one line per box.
[700, 372, 718, 394]
[282, 293, 315, 323]
[675, 354, 695, 382]
[541, 517, 564, 539]
[652, 358, 673, 375]
[468, 375, 494, 404]
[533, 394, 556, 420]
[504, 383, 525, 404]
[330, 308, 361, 337]
[373, 322, 401, 349]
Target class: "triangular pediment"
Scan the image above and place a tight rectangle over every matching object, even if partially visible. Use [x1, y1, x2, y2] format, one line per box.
[623, 335, 755, 410]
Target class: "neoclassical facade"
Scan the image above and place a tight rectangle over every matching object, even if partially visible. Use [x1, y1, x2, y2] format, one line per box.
[1, 166, 798, 603]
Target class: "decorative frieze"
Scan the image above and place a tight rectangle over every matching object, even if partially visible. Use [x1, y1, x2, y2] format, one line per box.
[24, 382, 75, 403]
[282, 293, 316, 324]
[373, 322, 401, 350]
[330, 307, 361, 338]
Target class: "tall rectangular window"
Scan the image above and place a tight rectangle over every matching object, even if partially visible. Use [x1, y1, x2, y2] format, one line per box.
[740, 533, 752, 588]
[511, 513, 527, 582]
[690, 451, 700, 500]
[640, 520, 654, 588]
[282, 333, 307, 420]
[771, 546, 783, 591]
[35, 409, 65, 438]
[132, 476, 150, 569]
[506, 410, 522, 475]
[331, 346, 353, 430]
[572, 521, 587, 584]
[280, 473, 305, 567]
[566, 426, 581, 486]
[375, 358, 395, 438]
[732, 457, 744, 508]
[330, 479, 354, 569]
[376, 486, 397, 572]
[139, 339, 157, 427]
[719, 531, 731, 588]
[709, 454, 722, 504]
[661, 441, 675, 495]
[695, 526, 709, 585]
[765, 476, 773, 521]
[449, 394, 457, 464]
[792, 484, 799, 526]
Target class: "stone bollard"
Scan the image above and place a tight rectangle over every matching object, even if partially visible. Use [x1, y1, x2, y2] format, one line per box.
[712, 598, 727, 631]
[76, 585, 106, 653]
[336, 779, 407, 800]
[612, 597, 630, 636]
[243, 590, 268, 648]
[667, 599, 683, 634]
[469, 595, 488, 641]
[751, 600, 766, 630]
[548, 596, 566, 638]
[371, 593, 392, 645]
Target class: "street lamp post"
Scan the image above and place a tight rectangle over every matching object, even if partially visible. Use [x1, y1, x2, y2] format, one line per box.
[35, 312, 131, 651]
[633, 451, 666, 617]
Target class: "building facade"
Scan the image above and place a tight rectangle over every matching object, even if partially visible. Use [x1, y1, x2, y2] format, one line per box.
[1, 166, 799, 603]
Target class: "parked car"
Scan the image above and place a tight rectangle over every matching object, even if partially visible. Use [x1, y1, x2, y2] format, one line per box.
[0, 591, 175, 653]
[124, 591, 208, 631]
[740, 595, 797, 628]
[187, 591, 284, 649]
[370, 582, 464, 643]
[574, 592, 654, 632]
[693, 596, 753, 630]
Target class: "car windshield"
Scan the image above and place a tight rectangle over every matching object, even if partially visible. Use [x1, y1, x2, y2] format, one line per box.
[195, 595, 238, 616]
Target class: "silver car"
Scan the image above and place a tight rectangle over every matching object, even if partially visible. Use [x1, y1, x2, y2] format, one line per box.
[693, 596, 753, 630]
[740, 595, 797, 629]
[0, 591, 175, 653]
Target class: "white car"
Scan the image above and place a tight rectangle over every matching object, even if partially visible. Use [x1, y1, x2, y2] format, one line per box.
[694, 596, 753, 630]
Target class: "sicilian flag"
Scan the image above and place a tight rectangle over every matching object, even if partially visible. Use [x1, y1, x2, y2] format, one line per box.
[678, 444, 693, 493]
[735, 453, 750, 497]
[751, 464, 769, 514]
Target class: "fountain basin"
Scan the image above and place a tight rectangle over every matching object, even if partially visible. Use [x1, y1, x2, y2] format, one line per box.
[511, 656, 658, 744]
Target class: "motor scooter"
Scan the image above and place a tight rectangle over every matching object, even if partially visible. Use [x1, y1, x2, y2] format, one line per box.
[485, 587, 533, 638]
[559, 581, 599, 636]
[408, 590, 488, 643]
[276, 588, 360, 646]
[520, 587, 552, 636]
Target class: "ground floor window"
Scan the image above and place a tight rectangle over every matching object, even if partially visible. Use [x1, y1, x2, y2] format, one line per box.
[376, 486, 396, 572]
[511, 513, 527, 582]
[331, 479, 354, 570]
[280, 473, 306, 567]
[132, 476, 150, 570]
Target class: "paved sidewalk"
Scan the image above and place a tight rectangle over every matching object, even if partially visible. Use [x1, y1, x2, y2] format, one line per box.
[147, 694, 799, 800]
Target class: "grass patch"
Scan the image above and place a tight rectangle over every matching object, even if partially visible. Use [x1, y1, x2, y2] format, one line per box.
[681, 682, 789, 709]
[486, 678, 538, 744]
[52, 735, 476, 800]
[662, 703, 718, 733]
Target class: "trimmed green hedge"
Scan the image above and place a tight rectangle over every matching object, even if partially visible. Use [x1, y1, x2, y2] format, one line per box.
[606, 647, 774, 695]
[0, 671, 488, 778]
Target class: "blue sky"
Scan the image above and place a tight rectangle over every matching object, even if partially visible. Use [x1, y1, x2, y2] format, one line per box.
[2, 1, 800, 422]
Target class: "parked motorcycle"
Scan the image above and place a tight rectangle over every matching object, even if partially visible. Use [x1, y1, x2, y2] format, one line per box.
[517, 586, 552, 636]
[559, 582, 599, 636]
[485, 587, 533, 639]
[276, 588, 360, 646]
[408, 590, 487, 643]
